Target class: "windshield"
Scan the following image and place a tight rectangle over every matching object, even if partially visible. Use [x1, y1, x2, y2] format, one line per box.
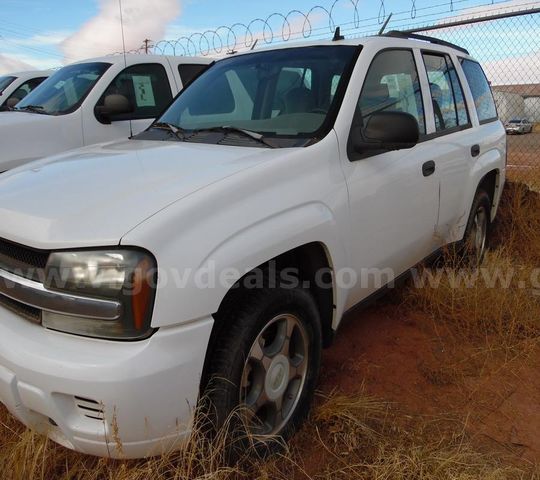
[16, 62, 111, 115]
[157, 46, 358, 143]
[0, 76, 16, 95]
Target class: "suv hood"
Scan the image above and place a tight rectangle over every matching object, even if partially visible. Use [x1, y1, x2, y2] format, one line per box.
[0, 139, 279, 249]
[0, 112, 70, 171]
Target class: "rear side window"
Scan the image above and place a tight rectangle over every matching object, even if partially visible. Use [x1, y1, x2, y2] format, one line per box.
[460, 59, 497, 123]
[178, 64, 208, 86]
[97, 63, 172, 121]
[357, 49, 426, 135]
[423, 53, 469, 132]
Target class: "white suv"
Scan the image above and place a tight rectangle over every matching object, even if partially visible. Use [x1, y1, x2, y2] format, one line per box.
[0, 32, 505, 459]
[0, 55, 211, 171]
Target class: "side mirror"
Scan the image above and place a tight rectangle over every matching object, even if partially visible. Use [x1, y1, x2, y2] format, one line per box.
[95, 94, 133, 124]
[351, 111, 419, 153]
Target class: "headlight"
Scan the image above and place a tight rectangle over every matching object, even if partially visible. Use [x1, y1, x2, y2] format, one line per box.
[43, 249, 157, 340]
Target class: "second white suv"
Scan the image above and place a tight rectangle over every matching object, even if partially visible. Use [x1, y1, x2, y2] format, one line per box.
[0, 32, 505, 459]
[0, 55, 211, 171]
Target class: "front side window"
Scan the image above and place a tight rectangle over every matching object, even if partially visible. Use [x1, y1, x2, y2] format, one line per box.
[0, 76, 16, 95]
[356, 49, 426, 135]
[460, 59, 497, 123]
[423, 53, 469, 132]
[16, 63, 111, 115]
[154, 46, 359, 145]
[96, 63, 172, 121]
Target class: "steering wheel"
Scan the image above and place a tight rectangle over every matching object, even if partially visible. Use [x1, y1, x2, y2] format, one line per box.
[310, 108, 328, 114]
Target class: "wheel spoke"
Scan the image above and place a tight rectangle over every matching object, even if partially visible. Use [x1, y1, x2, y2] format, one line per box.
[249, 338, 273, 372]
[273, 394, 284, 421]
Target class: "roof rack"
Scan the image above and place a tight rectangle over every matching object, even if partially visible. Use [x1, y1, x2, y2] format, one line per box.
[383, 31, 470, 55]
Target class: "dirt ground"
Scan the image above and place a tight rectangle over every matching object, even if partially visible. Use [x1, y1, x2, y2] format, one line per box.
[315, 300, 540, 465]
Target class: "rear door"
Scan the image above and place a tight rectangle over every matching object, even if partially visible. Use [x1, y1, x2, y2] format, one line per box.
[419, 51, 476, 244]
[340, 48, 440, 306]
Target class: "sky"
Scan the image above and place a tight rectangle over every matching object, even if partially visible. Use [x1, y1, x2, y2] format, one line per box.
[0, 0, 538, 84]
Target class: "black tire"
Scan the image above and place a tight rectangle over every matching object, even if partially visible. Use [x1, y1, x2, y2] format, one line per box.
[458, 189, 492, 266]
[201, 284, 322, 457]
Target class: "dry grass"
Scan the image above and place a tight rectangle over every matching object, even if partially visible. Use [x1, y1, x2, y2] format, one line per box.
[404, 182, 540, 350]
[1, 181, 540, 479]
[2, 393, 534, 480]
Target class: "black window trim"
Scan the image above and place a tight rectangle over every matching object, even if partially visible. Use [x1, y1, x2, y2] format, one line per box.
[420, 49, 473, 138]
[347, 47, 427, 162]
[458, 57, 499, 125]
[95, 62, 173, 124]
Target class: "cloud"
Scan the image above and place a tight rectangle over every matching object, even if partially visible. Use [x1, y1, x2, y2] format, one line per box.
[0, 54, 35, 75]
[60, 0, 181, 61]
[482, 51, 540, 85]
[13, 31, 72, 48]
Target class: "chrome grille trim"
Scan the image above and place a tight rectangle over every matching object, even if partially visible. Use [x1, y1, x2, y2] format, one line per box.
[0, 268, 122, 321]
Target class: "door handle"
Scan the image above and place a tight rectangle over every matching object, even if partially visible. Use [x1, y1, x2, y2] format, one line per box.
[471, 144, 480, 157]
[422, 160, 436, 177]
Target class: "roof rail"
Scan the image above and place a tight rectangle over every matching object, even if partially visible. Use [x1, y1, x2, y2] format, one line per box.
[383, 30, 470, 55]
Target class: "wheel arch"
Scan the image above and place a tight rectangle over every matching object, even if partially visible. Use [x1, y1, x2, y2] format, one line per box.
[200, 241, 336, 392]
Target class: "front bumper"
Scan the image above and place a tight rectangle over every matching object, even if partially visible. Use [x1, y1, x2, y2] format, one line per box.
[0, 305, 213, 458]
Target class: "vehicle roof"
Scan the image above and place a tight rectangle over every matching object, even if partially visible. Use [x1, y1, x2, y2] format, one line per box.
[71, 53, 213, 66]
[230, 34, 475, 61]
[2, 70, 52, 78]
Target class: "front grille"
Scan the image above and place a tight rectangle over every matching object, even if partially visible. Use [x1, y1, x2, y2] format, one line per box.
[0, 237, 49, 282]
[0, 294, 41, 324]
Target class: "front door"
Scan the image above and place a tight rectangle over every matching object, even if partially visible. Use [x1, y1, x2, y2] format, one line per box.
[340, 48, 440, 308]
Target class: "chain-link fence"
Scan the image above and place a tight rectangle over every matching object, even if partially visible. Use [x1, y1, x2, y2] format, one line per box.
[145, 1, 540, 189]
[412, 8, 540, 190]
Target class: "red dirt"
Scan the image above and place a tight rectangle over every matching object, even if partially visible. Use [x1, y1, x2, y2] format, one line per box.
[317, 302, 540, 464]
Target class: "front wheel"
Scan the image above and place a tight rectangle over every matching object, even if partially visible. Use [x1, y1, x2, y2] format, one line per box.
[202, 284, 322, 453]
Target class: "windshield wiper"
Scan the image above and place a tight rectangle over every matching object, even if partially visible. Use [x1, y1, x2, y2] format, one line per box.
[150, 122, 187, 141]
[16, 105, 49, 115]
[193, 126, 276, 148]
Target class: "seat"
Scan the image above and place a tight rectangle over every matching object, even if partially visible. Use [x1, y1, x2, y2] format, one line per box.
[283, 87, 316, 114]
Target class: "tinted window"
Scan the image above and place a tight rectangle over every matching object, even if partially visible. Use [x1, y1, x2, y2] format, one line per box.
[158, 46, 358, 138]
[460, 59, 497, 123]
[423, 53, 469, 132]
[17, 63, 110, 115]
[7, 77, 48, 104]
[178, 64, 208, 86]
[0, 76, 16, 94]
[357, 49, 425, 134]
[97, 63, 172, 121]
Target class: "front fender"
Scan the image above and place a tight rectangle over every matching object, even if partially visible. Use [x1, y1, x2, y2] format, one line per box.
[132, 203, 346, 328]
[121, 134, 350, 328]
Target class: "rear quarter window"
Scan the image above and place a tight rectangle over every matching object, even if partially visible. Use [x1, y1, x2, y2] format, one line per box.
[460, 59, 498, 124]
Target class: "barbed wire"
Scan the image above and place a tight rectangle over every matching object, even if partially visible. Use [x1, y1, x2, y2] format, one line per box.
[109, 0, 539, 57]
